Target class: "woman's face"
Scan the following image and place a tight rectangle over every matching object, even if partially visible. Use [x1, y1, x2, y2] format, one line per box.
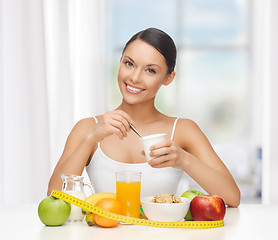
[117, 39, 173, 105]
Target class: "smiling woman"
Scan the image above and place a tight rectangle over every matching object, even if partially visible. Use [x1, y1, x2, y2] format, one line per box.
[116, 28, 176, 106]
[117, 40, 175, 105]
[107, 0, 268, 204]
[47, 27, 240, 207]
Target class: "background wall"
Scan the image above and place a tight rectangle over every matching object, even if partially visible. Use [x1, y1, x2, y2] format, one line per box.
[0, 0, 50, 204]
[0, 0, 106, 204]
[261, 0, 278, 203]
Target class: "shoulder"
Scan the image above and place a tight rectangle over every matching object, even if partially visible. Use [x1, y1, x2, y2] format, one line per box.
[175, 118, 208, 149]
[68, 116, 99, 138]
[176, 118, 200, 130]
[73, 117, 97, 130]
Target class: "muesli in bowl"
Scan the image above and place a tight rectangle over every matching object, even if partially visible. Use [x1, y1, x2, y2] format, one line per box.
[141, 193, 190, 222]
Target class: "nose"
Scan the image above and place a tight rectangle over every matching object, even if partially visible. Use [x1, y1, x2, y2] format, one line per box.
[130, 68, 141, 84]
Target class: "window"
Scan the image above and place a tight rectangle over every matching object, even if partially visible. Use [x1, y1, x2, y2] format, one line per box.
[106, 0, 260, 202]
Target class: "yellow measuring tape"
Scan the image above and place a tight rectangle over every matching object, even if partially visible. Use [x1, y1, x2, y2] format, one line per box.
[51, 190, 224, 229]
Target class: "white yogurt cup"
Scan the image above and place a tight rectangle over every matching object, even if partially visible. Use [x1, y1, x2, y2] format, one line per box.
[141, 133, 167, 161]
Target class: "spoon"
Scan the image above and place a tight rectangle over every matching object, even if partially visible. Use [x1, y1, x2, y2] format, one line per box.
[129, 123, 143, 138]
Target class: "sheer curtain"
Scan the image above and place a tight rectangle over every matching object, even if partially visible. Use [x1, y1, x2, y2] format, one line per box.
[0, 0, 106, 204]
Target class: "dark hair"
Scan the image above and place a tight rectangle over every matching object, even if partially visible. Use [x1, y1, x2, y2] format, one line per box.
[122, 28, 177, 74]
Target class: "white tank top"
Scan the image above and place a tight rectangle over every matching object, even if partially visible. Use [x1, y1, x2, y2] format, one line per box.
[86, 117, 188, 197]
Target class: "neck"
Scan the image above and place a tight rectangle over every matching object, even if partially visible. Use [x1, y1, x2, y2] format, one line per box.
[116, 99, 163, 124]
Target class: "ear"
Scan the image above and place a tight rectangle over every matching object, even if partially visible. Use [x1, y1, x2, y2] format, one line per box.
[163, 71, 176, 86]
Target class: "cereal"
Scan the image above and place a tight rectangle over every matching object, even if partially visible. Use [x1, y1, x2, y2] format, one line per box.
[151, 193, 182, 203]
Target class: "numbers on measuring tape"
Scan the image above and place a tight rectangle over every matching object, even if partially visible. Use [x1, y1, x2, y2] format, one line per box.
[51, 190, 224, 229]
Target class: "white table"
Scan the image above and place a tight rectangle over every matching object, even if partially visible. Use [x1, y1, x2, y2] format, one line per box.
[0, 204, 277, 240]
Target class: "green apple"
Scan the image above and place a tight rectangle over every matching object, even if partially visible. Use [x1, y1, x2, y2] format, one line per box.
[181, 190, 204, 221]
[38, 196, 71, 226]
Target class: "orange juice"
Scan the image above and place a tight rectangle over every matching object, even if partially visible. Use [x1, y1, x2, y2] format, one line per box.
[116, 181, 141, 218]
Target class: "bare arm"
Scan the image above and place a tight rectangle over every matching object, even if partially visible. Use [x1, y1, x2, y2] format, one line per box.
[47, 110, 134, 196]
[180, 120, 240, 207]
[47, 118, 98, 196]
[149, 119, 241, 207]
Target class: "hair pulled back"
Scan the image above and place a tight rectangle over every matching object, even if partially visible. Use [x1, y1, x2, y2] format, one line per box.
[122, 28, 177, 74]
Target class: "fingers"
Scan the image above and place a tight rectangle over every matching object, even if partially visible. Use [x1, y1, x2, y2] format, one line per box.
[149, 140, 172, 156]
[110, 118, 129, 139]
[112, 110, 134, 137]
[150, 161, 173, 168]
[147, 140, 180, 168]
[113, 110, 134, 125]
[148, 155, 174, 168]
[149, 145, 171, 158]
[103, 110, 134, 140]
[149, 139, 172, 151]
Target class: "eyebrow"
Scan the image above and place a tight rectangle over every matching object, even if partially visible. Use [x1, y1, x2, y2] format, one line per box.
[123, 56, 161, 69]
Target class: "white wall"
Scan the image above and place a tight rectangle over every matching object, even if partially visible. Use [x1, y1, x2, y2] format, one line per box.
[256, 0, 278, 204]
[265, 0, 278, 203]
[0, 0, 4, 203]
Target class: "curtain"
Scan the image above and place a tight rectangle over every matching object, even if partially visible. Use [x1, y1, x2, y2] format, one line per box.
[0, 0, 106, 204]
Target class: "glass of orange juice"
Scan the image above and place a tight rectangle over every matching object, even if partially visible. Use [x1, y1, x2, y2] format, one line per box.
[116, 171, 141, 218]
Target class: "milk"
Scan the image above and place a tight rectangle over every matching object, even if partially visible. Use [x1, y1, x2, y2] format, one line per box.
[65, 190, 87, 221]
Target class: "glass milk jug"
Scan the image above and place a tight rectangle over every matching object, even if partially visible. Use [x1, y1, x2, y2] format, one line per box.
[61, 174, 94, 221]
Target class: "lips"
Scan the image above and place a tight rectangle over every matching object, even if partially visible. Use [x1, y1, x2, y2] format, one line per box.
[125, 83, 145, 94]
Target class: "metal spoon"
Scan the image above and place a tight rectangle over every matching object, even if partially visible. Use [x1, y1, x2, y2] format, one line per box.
[129, 123, 143, 138]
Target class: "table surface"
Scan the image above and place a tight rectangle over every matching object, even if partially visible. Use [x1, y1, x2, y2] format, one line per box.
[0, 204, 277, 240]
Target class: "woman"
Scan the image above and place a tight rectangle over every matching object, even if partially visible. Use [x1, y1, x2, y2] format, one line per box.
[48, 28, 240, 207]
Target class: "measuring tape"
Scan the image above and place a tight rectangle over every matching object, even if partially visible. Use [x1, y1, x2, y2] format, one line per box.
[51, 190, 224, 229]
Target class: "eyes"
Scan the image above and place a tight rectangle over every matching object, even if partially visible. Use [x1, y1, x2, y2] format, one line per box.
[147, 68, 156, 74]
[124, 60, 133, 67]
[123, 60, 157, 75]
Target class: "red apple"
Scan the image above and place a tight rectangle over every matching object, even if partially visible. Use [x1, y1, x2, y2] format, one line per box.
[181, 190, 204, 220]
[190, 195, 226, 221]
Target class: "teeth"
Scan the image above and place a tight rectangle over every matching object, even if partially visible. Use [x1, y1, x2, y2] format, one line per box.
[127, 84, 143, 92]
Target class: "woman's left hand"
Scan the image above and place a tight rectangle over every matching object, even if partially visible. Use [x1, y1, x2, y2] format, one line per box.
[147, 139, 185, 169]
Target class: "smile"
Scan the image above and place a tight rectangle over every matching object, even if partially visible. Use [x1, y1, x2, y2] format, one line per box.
[125, 83, 145, 93]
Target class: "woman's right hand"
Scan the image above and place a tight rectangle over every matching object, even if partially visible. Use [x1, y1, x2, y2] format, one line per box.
[91, 110, 133, 142]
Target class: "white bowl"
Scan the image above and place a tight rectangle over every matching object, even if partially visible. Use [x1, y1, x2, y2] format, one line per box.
[141, 196, 190, 222]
